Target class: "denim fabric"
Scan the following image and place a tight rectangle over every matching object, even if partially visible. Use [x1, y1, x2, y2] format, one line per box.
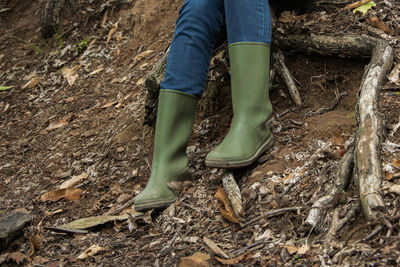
[160, 0, 272, 97]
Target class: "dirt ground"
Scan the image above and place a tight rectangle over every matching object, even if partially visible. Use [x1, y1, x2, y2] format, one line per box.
[1, 0, 400, 266]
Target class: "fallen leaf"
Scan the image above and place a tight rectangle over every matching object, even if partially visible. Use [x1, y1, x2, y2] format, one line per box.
[385, 172, 394, 181]
[45, 114, 73, 132]
[59, 173, 88, 189]
[40, 188, 83, 202]
[77, 245, 107, 260]
[136, 77, 145, 86]
[203, 236, 229, 259]
[27, 233, 43, 256]
[353, 1, 376, 14]
[366, 16, 394, 35]
[215, 251, 254, 265]
[107, 22, 118, 44]
[214, 187, 240, 223]
[6, 252, 26, 264]
[133, 50, 153, 64]
[61, 65, 82, 86]
[179, 252, 210, 267]
[392, 158, 400, 169]
[102, 100, 118, 108]
[388, 184, 400, 194]
[32, 256, 49, 265]
[388, 64, 400, 85]
[283, 245, 298, 255]
[61, 214, 130, 229]
[21, 77, 39, 89]
[297, 244, 310, 255]
[89, 65, 104, 76]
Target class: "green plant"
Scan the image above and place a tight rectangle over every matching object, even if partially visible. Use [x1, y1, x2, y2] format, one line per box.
[76, 36, 95, 54]
[0, 86, 11, 91]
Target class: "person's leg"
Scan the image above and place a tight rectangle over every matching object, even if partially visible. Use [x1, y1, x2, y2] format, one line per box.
[160, 0, 224, 97]
[206, 0, 273, 168]
[135, 0, 224, 211]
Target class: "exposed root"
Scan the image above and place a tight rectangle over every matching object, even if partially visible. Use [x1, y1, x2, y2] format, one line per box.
[305, 146, 354, 228]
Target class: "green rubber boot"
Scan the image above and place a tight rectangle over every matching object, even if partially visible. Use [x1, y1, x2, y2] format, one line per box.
[205, 43, 273, 168]
[134, 90, 198, 211]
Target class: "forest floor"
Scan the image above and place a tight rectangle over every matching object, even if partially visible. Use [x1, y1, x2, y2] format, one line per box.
[0, 0, 400, 266]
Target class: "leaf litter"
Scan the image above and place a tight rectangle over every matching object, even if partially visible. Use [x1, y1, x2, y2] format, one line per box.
[1, 0, 400, 266]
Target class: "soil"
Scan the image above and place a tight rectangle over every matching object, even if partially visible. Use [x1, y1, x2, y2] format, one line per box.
[0, 0, 400, 266]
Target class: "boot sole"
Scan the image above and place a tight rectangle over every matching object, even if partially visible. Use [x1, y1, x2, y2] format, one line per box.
[205, 135, 274, 169]
[134, 198, 176, 212]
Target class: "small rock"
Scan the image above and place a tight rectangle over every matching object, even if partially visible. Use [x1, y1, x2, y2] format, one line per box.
[0, 211, 32, 252]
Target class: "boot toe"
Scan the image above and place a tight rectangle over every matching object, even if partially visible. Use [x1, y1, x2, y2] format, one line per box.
[134, 186, 177, 211]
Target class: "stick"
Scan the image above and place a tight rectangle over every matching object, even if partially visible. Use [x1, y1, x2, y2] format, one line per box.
[241, 206, 305, 228]
[305, 147, 354, 228]
[222, 172, 245, 219]
[107, 198, 135, 216]
[344, 0, 373, 10]
[273, 50, 302, 106]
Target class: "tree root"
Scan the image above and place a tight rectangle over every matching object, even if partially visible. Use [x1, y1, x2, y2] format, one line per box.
[305, 146, 354, 228]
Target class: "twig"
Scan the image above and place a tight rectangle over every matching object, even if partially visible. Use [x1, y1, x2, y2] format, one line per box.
[305, 146, 354, 228]
[231, 240, 272, 258]
[323, 208, 340, 249]
[157, 226, 181, 257]
[273, 50, 302, 106]
[108, 198, 136, 216]
[344, 0, 374, 10]
[305, 89, 347, 116]
[240, 206, 305, 228]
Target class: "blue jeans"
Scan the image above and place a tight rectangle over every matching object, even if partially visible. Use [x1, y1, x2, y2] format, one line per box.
[160, 0, 272, 97]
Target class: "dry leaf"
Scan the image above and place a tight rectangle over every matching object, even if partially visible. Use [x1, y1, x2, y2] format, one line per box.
[61, 213, 132, 229]
[89, 65, 104, 76]
[40, 188, 82, 202]
[77, 244, 107, 260]
[61, 65, 82, 86]
[27, 233, 43, 256]
[107, 22, 118, 44]
[59, 173, 88, 189]
[102, 100, 118, 108]
[6, 252, 26, 264]
[21, 77, 39, 89]
[179, 252, 210, 267]
[203, 236, 229, 259]
[385, 172, 394, 181]
[283, 245, 298, 255]
[388, 184, 400, 194]
[133, 50, 153, 64]
[391, 158, 400, 169]
[215, 251, 254, 265]
[45, 114, 73, 131]
[366, 16, 394, 35]
[214, 187, 240, 223]
[297, 244, 310, 255]
[136, 77, 145, 86]
[388, 64, 400, 85]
